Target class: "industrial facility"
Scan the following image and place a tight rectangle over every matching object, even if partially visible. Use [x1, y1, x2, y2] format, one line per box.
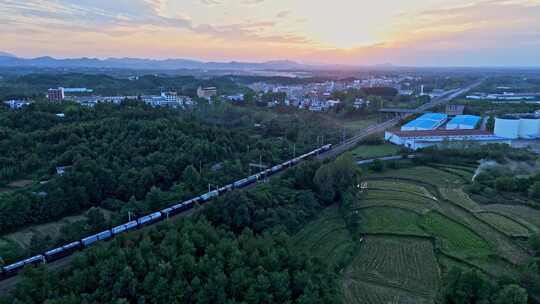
[401, 113, 448, 131]
[446, 115, 481, 130]
[494, 115, 540, 139]
[387, 109, 540, 150]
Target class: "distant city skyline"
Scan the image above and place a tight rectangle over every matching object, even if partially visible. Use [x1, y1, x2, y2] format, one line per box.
[1, 0, 540, 67]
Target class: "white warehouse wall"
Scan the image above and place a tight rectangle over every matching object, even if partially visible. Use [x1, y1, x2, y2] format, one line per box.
[494, 118, 520, 139]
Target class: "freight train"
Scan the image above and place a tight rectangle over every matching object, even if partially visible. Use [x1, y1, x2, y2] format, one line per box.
[0, 144, 332, 281]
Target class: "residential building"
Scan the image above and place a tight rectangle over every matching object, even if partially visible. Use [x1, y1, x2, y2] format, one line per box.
[4, 100, 31, 109]
[48, 87, 65, 101]
[197, 87, 217, 100]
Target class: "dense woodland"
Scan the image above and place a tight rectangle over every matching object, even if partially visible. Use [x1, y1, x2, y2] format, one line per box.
[0, 100, 340, 262]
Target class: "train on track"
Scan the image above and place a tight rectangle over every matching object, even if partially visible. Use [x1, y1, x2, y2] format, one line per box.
[0, 144, 332, 281]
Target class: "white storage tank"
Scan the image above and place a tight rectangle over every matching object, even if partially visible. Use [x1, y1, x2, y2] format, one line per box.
[519, 115, 540, 139]
[494, 116, 520, 139]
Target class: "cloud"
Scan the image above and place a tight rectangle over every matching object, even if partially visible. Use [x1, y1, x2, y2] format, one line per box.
[276, 10, 290, 18]
[199, 0, 220, 5]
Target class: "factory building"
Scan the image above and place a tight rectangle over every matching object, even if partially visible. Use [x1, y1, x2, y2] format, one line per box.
[494, 115, 540, 139]
[385, 129, 510, 151]
[446, 115, 481, 130]
[401, 113, 448, 131]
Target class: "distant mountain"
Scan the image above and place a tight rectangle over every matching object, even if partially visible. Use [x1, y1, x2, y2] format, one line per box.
[0, 51, 16, 58]
[0, 54, 312, 71]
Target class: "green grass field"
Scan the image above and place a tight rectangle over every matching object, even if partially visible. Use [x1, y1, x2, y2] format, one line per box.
[349, 144, 401, 160]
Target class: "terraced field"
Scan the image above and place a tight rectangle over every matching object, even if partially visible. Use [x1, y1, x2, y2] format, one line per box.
[421, 212, 492, 258]
[343, 236, 439, 304]
[477, 212, 531, 237]
[295, 164, 534, 304]
[358, 207, 427, 236]
[483, 204, 540, 233]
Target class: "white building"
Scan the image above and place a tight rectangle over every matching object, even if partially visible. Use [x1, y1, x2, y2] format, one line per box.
[4, 100, 31, 109]
[494, 115, 540, 139]
[385, 129, 510, 151]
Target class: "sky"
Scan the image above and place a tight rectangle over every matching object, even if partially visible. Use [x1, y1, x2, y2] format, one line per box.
[1, 0, 539, 66]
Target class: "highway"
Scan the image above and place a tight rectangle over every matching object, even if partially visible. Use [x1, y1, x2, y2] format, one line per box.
[0, 78, 484, 295]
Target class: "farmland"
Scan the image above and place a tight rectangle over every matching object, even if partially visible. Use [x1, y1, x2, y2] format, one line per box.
[349, 144, 401, 160]
[294, 163, 536, 303]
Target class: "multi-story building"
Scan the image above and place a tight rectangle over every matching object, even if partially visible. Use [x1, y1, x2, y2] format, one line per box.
[197, 87, 217, 100]
[47, 87, 65, 102]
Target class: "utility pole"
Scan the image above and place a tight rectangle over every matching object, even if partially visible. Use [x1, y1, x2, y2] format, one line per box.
[128, 211, 133, 222]
[293, 143, 296, 158]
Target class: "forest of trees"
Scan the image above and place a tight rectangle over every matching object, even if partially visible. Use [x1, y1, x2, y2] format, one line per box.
[0, 154, 364, 303]
[0, 100, 341, 264]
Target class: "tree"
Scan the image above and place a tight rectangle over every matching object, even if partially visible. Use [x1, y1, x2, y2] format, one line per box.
[369, 159, 384, 172]
[529, 233, 540, 255]
[494, 285, 528, 304]
[28, 233, 51, 255]
[495, 177, 516, 192]
[528, 181, 540, 201]
[86, 208, 107, 233]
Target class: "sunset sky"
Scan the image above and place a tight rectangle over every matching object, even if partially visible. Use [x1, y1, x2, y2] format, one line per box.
[1, 0, 539, 66]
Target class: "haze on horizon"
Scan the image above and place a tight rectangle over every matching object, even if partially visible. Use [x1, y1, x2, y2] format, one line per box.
[1, 0, 539, 67]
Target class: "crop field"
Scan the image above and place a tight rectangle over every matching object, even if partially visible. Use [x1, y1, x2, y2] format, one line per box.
[439, 187, 480, 211]
[477, 212, 531, 237]
[421, 212, 492, 259]
[366, 180, 434, 197]
[364, 189, 437, 206]
[295, 164, 534, 303]
[349, 144, 401, 160]
[374, 166, 466, 186]
[358, 207, 427, 235]
[293, 206, 355, 266]
[345, 236, 439, 303]
[483, 204, 540, 233]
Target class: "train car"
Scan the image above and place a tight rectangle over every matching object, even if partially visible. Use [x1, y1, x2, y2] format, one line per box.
[45, 241, 81, 262]
[218, 184, 233, 194]
[111, 220, 138, 235]
[2, 254, 46, 279]
[81, 230, 113, 247]
[271, 164, 283, 173]
[137, 212, 162, 227]
[160, 207, 174, 217]
[247, 174, 260, 183]
[200, 190, 219, 202]
[321, 144, 332, 151]
[1, 260, 25, 278]
[282, 160, 292, 167]
[233, 178, 248, 188]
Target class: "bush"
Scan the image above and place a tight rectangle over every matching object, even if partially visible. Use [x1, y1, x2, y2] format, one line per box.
[369, 159, 385, 172]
